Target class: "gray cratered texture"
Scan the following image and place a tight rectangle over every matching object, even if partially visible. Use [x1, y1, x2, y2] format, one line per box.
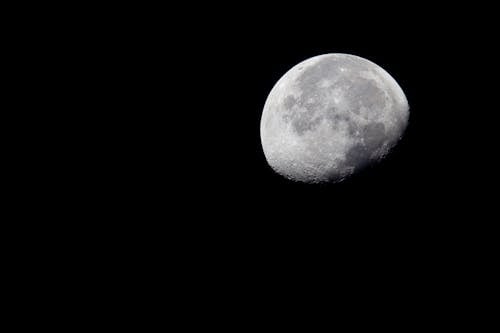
[260, 53, 409, 183]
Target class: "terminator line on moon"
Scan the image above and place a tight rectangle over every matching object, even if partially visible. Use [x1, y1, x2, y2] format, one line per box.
[260, 53, 409, 183]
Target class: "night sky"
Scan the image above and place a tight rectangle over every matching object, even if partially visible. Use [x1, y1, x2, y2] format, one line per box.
[19, 2, 496, 324]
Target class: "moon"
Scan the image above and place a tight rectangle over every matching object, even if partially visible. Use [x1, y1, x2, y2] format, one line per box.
[260, 53, 409, 183]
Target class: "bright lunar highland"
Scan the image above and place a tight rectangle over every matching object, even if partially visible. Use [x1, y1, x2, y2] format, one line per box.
[260, 53, 409, 183]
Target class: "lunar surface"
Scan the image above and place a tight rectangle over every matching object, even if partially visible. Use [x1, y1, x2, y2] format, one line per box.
[260, 53, 409, 183]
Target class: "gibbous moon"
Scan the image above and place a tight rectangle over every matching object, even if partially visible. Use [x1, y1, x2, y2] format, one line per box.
[260, 53, 409, 183]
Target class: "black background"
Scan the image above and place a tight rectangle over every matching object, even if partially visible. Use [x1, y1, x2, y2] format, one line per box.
[93, 5, 496, 298]
[131, 5, 497, 319]
[12, 3, 498, 322]
[99, 5, 498, 258]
